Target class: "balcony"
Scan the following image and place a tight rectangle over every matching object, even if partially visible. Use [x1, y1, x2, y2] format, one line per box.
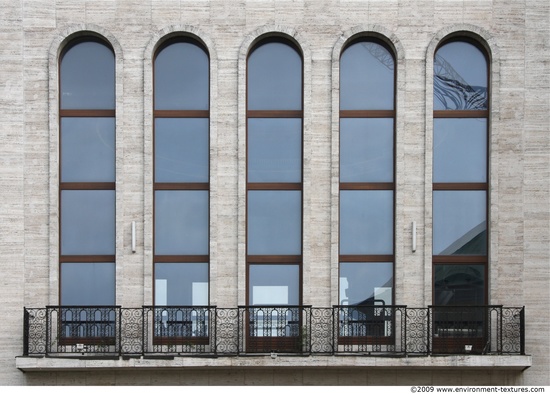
[22, 305, 525, 359]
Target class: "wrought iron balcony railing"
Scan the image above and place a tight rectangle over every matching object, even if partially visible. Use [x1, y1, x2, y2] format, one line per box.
[22, 305, 525, 357]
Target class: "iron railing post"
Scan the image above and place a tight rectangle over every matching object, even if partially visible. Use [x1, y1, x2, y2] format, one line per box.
[45, 306, 50, 356]
[427, 306, 431, 355]
[498, 306, 503, 354]
[23, 308, 29, 356]
[520, 306, 525, 355]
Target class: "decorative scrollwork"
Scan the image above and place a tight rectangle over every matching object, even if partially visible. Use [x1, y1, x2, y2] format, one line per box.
[21, 305, 525, 357]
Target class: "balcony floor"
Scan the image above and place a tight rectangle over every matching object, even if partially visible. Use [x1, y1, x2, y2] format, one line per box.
[16, 354, 532, 372]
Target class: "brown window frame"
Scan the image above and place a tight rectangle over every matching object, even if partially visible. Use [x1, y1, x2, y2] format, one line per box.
[152, 37, 211, 317]
[245, 37, 304, 353]
[58, 37, 116, 305]
[338, 37, 397, 314]
[432, 37, 490, 305]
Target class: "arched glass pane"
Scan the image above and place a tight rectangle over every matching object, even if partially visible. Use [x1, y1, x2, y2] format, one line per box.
[155, 41, 209, 110]
[340, 41, 395, 110]
[339, 262, 393, 306]
[248, 118, 302, 183]
[340, 118, 394, 182]
[248, 41, 302, 110]
[61, 117, 115, 182]
[433, 191, 487, 256]
[434, 41, 488, 110]
[433, 118, 487, 182]
[340, 190, 394, 255]
[434, 264, 485, 305]
[155, 191, 209, 255]
[249, 264, 300, 305]
[61, 190, 115, 255]
[155, 118, 209, 183]
[155, 263, 209, 306]
[247, 190, 302, 255]
[60, 41, 115, 110]
[61, 263, 115, 305]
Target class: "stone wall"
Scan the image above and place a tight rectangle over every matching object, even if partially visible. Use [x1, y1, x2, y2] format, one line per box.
[0, 0, 548, 386]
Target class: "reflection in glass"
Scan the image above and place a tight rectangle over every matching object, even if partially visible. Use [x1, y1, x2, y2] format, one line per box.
[61, 190, 115, 255]
[61, 117, 115, 182]
[433, 119, 487, 183]
[61, 263, 115, 305]
[340, 41, 394, 110]
[155, 263, 208, 306]
[60, 41, 115, 110]
[339, 262, 393, 306]
[247, 191, 302, 255]
[249, 264, 299, 305]
[248, 42, 302, 110]
[155, 191, 209, 255]
[154, 41, 209, 110]
[248, 118, 302, 182]
[434, 264, 485, 305]
[434, 41, 488, 110]
[340, 190, 394, 255]
[340, 118, 393, 182]
[155, 118, 209, 183]
[433, 191, 487, 255]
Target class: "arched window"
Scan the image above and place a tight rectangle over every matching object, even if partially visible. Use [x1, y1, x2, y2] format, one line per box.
[432, 39, 489, 307]
[338, 38, 395, 315]
[59, 38, 116, 307]
[246, 38, 303, 350]
[153, 38, 210, 310]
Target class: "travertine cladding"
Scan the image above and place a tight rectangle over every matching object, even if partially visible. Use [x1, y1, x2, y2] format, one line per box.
[0, 0, 548, 386]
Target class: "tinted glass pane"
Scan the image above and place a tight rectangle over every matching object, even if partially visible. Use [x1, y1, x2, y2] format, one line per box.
[434, 41, 488, 110]
[61, 190, 115, 255]
[249, 264, 299, 305]
[434, 119, 487, 183]
[248, 118, 302, 182]
[155, 41, 209, 110]
[340, 41, 394, 110]
[60, 41, 115, 110]
[155, 191, 209, 255]
[155, 263, 209, 306]
[248, 42, 302, 110]
[61, 117, 115, 182]
[339, 262, 393, 305]
[340, 118, 393, 182]
[155, 118, 209, 183]
[434, 264, 485, 305]
[433, 191, 487, 255]
[61, 263, 115, 305]
[340, 190, 393, 255]
[247, 191, 301, 255]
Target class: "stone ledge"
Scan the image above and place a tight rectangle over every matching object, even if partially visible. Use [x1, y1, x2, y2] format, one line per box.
[16, 354, 532, 372]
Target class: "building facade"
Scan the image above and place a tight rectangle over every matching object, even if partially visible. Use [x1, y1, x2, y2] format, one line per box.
[1, 0, 549, 386]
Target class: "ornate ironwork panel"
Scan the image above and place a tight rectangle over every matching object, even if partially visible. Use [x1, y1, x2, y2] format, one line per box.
[405, 308, 429, 354]
[120, 308, 143, 355]
[21, 305, 525, 357]
[310, 307, 333, 353]
[334, 305, 407, 354]
[215, 308, 239, 354]
[501, 307, 525, 354]
[47, 306, 121, 354]
[142, 306, 216, 354]
[239, 306, 311, 353]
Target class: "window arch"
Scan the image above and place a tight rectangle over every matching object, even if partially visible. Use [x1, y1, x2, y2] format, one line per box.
[246, 37, 303, 310]
[153, 37, 210, 308]
[59, 37, 116, 306]
[338, 38, 396, 312]
[432, 38, 489, 306]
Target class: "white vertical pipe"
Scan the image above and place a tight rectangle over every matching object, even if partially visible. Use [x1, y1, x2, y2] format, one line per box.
[131, 221, 136, 253]
[412, 221, 417, 253]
